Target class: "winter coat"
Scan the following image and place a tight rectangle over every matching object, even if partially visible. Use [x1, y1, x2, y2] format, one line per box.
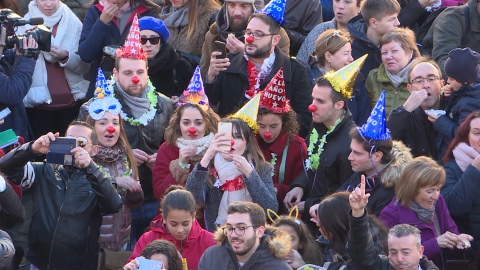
[185, 162, 278, 232]
[256, 131, 307, 213]
[349, 211, 439, 270]
[205, 47, 313, 137]
[387, 100, 446, 160]
[379, 195, 459, 267]
[148, 43, 194, 98]
[198, 4, 290, 74]
[348, 15, 383, 83]
[129, 216, 215, 270]
[0, 182, 25, 229]
[338, 141, 412, 216]
[296, 18, 336, 67]
[79, 86, 174, 200]
[442, 160, 480, 260]
[397, 0, 428, 30]
[423, 0, 480, 79]
[0, 142, 122, 270]
[433, 83, 480, 161]
[307, 62, 371, 125]
[366, 63, 411, 117]
[0, 51, 35, 141]
[290, 113, 355, 233]
[79, 4, 157, 98]
[162, 4, 218, 58]
[197, 225, 292, 270]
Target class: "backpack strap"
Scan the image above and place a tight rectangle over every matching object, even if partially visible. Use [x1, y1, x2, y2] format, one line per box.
[461, 4, 471, 46]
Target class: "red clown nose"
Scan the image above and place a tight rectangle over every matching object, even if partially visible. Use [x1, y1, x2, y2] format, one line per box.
[231, 139, 235, 146]
[246, 35, 254, 43]
[264, 132, 272, 140]
[188, 127, 196, 135]
[107, 126, 116, 134]
[132, 76, 140, 84]
[308, 104, 317, 112]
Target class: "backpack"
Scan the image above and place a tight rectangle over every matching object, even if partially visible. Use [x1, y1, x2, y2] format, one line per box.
[418, 4, 470, 55]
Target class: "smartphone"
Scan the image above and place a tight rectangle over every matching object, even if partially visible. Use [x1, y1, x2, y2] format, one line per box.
[218, 122, 232, 151]
[0, 107, 11, 121]
[136, 257, 163, 270]
[214, 40, 227, 59]
[46, 137, 77, 166]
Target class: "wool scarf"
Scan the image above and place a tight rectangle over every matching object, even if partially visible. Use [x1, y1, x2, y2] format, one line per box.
[115, 81, 151, 119]
[176, 132, 214, 156]
[162, 4, 190, 28]
[385, 60, 412, 89]
[453, 142, 480, 172]
[409, 200, 436, 224]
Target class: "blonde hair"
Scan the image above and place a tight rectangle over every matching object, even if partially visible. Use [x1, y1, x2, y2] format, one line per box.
[380, 28, 420, 59]
[395, 156, 445, 207]
[311, 29, 352, 66]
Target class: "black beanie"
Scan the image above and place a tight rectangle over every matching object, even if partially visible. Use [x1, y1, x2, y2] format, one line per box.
[444, 47, 480, 83]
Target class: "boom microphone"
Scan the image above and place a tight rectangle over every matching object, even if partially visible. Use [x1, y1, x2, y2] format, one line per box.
[15, 17, 44, 26]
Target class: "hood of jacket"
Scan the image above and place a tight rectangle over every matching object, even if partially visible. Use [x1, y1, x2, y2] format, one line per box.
[348, 14, 378, 50]
[213, 225, 291, 260]
[381, 141, 413, 188]
[149, 215, 205, 247]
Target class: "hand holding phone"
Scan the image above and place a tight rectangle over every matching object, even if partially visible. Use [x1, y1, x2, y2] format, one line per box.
[0, 108, 11, 121]
[136, 257, 164, 270]
[217, 122, 232, 151]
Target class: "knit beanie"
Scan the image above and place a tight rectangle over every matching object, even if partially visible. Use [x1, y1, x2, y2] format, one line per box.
[444, 47, 480, 83]
[225, 0, 264, 10]
[138, 16, 170, 44]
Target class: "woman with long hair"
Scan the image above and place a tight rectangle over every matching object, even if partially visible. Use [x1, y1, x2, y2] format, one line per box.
[441, 111, 480, 261]
[380, 156, 473, 268]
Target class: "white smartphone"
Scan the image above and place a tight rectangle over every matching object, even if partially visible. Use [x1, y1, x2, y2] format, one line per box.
[218, 122, 232, 151]
[0, 108, 11, 121]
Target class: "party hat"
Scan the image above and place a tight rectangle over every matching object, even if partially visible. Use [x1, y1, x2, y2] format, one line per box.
[230, 94, 260, 133]
[116, 14, 147, 60]
[88, 68, 122, 120]
[324, 54, 367, 99]
[178, 66, 210, 111]
[259, 68, 289, 113]
[259, 0, 286, 24]
[357, 90, 390, 141]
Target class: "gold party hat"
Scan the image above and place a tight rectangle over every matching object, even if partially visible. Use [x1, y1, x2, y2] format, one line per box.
[323, 54, 367, 99]
[229, 94, 260, 133]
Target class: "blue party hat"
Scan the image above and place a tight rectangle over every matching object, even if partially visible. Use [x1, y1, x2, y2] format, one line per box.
[259, 0, 286, 24]
[178, 66, 209, 111]
[88, 68, 122, 120]
[357, 90, 390, 141]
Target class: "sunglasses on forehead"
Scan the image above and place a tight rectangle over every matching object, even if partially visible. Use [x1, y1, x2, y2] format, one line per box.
[140, 36, 161, 45]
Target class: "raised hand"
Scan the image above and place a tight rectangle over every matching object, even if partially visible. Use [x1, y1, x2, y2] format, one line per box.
[206, 51, 230, 83]
[32, 132, 59, 154]
[283, 187, 304, 211]
[230, 154, 253, 179]
[226, 34, 245, 53]
[403, 89, 428, 112]
[99, 2, 118, 24]
[199, 132, 230, 168]
[179, 145, 197, 164]
[349, 174, 370, 217]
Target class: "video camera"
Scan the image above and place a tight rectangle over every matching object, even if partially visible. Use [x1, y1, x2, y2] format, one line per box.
[0, 9, 51, 55]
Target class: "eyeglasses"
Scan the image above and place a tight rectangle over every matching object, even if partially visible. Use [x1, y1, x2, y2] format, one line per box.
[243, 30, 275, 40]
[222, 225, 254, 236]
[66, 136, 90, 148]
[140, 36, 161, 45]
[410, 75, 440, 85]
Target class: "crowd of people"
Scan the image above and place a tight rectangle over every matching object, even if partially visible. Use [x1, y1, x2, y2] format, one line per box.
[1, 0, 480, 269]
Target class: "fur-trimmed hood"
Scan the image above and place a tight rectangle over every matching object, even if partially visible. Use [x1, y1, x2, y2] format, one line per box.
[213, 224, 292, 260]
[381, 141, 412, 188]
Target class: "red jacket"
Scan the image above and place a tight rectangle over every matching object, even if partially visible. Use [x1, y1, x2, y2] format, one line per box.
[152, 142, 180, 200]
[257, 131, 307, 212]
[128, 215, 215, 270]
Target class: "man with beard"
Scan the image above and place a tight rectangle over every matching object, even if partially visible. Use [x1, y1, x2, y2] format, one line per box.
[197, 202, 291, 270]
[387, 56, 445, 160]
[198, 0, 290, 74]
[205, 1, 312, 137]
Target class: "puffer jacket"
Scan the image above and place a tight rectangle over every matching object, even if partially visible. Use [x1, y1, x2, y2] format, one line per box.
[199, 3, 290, 74]
[0, 142, 122, 270]
[349, 210, 439, 270]
[339, 141, 412, 216]
[366, 63, 410, 117]
[128, 216, 215, 270]
[197, 225, 292, 270]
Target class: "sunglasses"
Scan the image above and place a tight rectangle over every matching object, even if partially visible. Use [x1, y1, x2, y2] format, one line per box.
[140, 36, 161, 45]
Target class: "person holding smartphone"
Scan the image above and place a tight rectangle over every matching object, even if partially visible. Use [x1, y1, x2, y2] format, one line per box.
[185, 97, 278, 232]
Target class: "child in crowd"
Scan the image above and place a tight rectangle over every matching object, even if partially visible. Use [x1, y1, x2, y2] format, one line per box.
[123, 240, 183, 270]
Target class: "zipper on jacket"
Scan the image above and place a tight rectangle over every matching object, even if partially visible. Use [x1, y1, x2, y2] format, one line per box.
[180, 240, 184, 255]
[394, 89, 399, 109]
[47, 187, 67, 269]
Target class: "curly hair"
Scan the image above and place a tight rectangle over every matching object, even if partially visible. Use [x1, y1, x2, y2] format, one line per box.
[257, 107, 299, 134]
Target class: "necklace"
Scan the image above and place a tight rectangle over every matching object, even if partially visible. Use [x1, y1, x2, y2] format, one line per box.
[305, 117, 342, 171]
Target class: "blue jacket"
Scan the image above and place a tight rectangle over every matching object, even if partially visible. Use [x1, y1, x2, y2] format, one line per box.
[78, 4, 156, 98]
[0, 50, 35, 141]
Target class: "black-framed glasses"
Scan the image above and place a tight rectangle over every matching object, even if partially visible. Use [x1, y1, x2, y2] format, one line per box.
[222, 225, 254, 236]
[140, 36, 161, 45]
[66, 136, 90, 148]
[243, 30, 275, 40]
[410, 75, 440, 85]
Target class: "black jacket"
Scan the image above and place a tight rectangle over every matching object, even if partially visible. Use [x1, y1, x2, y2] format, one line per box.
[205, 47, 313, 137]
[291, 113, 354, 232]
[0, 143, 122, 270]
[0, 182, 25, 229]
[348, 15, 382, 84]
[148, 44, 194, 98]
[441, 160, 480, 260]
[348, 210, 439, 270]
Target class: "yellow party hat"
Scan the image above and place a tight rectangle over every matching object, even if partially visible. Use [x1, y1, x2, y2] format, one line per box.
[229, 94, 260, 133]
[323, 54, 367, 99]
